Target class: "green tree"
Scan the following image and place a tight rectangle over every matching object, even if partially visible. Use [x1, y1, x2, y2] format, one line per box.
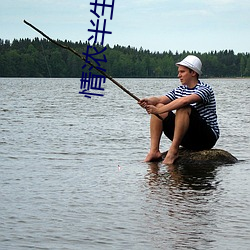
[0, 37, 249, 78]
[244, 56, 250, 76]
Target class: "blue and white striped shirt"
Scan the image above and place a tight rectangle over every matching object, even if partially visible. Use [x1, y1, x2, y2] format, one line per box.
[166, 80, 220, 139]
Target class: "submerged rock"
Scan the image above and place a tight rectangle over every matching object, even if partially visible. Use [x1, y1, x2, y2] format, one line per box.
[161, 148, 238, 166]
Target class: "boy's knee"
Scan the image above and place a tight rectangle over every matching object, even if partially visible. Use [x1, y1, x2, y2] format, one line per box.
[176, 106, 192, 116]
[155, 103, 165, 108]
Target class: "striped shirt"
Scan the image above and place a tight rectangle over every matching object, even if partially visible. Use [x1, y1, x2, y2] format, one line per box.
[166, 80, 220, 139]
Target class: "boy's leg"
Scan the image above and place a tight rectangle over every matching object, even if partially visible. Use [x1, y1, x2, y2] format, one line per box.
[180, 107, 217, 150]
[163, 106, 191, 164]
[144, 104, 169, 162]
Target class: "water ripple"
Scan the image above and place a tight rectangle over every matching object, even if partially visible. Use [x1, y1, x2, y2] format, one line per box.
[0, 78, 250, 249]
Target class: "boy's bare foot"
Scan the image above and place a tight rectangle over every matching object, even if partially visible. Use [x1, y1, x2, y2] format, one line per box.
[144, 151, 162, 162]
[163, 150, 179, 165]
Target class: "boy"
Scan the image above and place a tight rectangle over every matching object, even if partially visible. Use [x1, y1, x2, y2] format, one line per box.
[139, 55, 219, 164]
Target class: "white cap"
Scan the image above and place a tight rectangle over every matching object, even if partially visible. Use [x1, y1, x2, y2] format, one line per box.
[176, 55, 202, 75]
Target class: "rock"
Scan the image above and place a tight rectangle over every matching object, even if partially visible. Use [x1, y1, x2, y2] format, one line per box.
[161, 148, 238, 166]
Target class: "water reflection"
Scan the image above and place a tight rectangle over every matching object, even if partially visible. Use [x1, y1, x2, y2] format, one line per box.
[147, 162, 219, 191]
[144, 162, 221, 249]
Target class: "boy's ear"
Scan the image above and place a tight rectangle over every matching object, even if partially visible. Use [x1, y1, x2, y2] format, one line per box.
[191, 70, 198, 77]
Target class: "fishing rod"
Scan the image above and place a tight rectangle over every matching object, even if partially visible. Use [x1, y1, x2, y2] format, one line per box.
[23, 20, 163, 120]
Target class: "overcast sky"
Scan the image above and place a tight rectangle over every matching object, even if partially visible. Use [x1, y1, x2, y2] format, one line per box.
[1, 0, 249, 53]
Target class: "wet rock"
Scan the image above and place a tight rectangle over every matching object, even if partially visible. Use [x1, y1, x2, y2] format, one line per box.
[162, 148, 238, 166]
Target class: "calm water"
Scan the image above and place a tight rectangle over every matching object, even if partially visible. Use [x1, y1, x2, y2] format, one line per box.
[1, 78, 250, 250]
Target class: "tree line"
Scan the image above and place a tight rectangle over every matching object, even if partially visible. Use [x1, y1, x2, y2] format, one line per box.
[0, 38, 250, 78]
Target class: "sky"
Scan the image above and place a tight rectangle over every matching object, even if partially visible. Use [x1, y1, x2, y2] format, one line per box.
[1, 0, 250, 53]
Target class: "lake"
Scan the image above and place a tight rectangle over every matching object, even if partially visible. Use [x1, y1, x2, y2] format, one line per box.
[1, 78, 250, 249]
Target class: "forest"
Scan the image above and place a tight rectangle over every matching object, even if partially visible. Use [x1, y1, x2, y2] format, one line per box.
[0, 38, 250, 78]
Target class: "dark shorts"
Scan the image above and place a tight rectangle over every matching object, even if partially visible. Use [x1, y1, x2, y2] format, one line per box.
[163, 107, 217, 150]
